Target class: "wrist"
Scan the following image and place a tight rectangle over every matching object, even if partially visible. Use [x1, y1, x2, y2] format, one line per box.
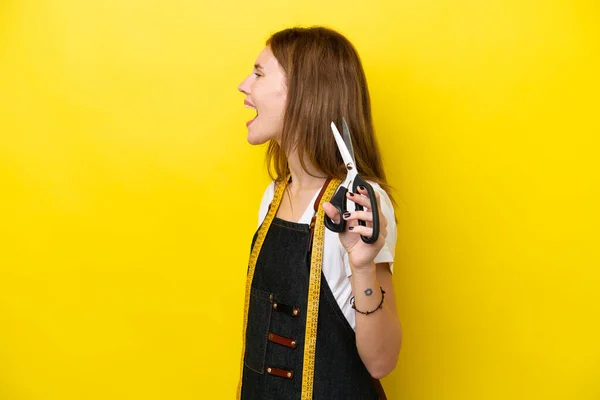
[350, 262, 377, 278]
[351, 286, 386, 315]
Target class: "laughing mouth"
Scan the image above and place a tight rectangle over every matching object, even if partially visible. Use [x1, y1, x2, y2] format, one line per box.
[245, 103, 258, 116]
[244, 101, 258, 125]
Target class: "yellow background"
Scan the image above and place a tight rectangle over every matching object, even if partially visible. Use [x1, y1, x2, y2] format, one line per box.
[1, 0, 598, 399]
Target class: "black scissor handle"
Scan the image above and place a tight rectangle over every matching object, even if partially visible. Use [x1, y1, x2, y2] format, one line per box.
[353, 175, 380, 244]
[324, 185, 348, 233]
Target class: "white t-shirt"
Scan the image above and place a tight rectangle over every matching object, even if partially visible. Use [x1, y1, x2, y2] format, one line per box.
[257, 181, 397, 331]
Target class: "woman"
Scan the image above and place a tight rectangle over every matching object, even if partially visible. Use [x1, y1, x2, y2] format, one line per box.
[237, 26, 402, 400]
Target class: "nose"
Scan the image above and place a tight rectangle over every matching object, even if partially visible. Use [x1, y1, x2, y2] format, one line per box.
[238, 75, 251, 95]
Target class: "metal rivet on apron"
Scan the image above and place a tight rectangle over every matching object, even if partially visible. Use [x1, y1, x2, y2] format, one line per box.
[293, 308, 299, 316]
[291, 341, 297, 348]
[273, 302, 278, 310]
[287, 372, 292, 378]
[267, 367, 272, 373]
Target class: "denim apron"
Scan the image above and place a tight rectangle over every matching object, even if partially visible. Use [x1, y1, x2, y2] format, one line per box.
[241, 182, 383, 400]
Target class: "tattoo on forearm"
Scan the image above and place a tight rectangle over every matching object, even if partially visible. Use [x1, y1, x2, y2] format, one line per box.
[364, 288, 373, 296]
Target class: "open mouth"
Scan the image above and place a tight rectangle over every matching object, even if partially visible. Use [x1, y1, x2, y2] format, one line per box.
[245, 102, 258, 126]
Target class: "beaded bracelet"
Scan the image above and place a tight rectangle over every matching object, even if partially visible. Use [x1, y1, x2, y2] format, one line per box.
[350, 287, 386, 315]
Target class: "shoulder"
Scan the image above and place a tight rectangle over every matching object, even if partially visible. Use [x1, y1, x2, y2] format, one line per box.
[366, 181, 397, 270]
[368, 181, 391, 201]
[367, 181, 395, 222]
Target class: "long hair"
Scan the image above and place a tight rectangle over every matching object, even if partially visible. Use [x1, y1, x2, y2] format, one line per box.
[265, 26, 394, 202]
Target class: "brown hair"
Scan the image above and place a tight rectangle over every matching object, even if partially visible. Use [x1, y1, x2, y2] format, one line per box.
[265, 26, 394, 203]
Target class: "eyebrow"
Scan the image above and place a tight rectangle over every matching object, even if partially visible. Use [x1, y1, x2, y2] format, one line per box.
[254, 63, 264, 71]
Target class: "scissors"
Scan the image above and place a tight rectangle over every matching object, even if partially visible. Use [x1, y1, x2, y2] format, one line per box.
[324, 118, 380, 244]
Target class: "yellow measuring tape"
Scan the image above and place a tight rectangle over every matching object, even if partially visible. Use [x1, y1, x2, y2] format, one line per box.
[237, 177, 341, 400]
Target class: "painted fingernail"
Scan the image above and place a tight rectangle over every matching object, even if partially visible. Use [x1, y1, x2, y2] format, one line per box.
[359, 185, 365, 190]
[343, 212, 351, 219]
[348, 192, 354, 197]
[349, 226, 354, 231]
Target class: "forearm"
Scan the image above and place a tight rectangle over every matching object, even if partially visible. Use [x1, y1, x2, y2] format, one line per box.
[351, 262, 402, 379]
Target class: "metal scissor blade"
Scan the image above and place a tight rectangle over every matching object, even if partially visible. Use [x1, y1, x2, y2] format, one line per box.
[341, 118, 356, 164]
[330, 121, 354, 167]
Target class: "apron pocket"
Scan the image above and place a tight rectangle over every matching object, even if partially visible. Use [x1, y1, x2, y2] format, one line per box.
[244, 286, 273, 374]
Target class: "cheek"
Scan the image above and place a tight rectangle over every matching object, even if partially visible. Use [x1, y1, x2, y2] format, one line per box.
[277, 85, 287, 106]
[253, 82, 286, 120]
[272, 90, 287, 116]
[260, 95, 285, 120]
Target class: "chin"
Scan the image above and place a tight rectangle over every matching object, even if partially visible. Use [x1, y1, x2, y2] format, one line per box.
[247, 128, 279, 145]
[247, 133, 270, 145]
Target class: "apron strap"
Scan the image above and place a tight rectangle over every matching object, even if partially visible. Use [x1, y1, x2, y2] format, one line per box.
[308, 178, 332, 251]
[372, 378, 387, 399]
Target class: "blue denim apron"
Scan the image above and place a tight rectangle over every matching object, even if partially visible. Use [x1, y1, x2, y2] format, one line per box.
[241, 187, 383, 399]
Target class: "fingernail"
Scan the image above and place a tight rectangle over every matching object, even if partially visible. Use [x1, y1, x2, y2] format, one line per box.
[359, 185, 365, 190]
[348, 192, 354, 197]
[343, 212, 351, 219]
[349, 226, 354, 231]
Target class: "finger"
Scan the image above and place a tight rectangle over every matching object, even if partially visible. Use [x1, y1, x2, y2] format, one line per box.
[348, 225, 388, 243]
[355, 185, 381, 202]
[342, 210, 373, 223]
[346, 191, 372, 210]
[358, 186, 381, 216]
[347, 225, 373, 237]
[354, 187, 388, 229]
[322, 202, 342, 224]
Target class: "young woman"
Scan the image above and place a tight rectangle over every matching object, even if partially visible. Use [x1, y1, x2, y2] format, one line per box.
[237, 26, 402, 400]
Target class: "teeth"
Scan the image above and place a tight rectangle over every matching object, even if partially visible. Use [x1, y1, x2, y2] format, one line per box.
[245, 104, 257, 110]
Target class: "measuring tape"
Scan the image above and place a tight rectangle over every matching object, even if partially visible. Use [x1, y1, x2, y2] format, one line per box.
[237, 177, 341, 400]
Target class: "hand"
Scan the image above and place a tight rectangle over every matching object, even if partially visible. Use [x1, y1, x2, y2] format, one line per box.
[322, 186, 389, 273]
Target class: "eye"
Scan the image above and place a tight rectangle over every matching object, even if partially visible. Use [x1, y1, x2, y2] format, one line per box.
[253, 72, 262, 78]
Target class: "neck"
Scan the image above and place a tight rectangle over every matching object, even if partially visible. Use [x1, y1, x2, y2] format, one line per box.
[287, 151, 327, 192]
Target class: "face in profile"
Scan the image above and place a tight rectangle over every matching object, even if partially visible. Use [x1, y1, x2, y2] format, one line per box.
[238, 46, 288, 145]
